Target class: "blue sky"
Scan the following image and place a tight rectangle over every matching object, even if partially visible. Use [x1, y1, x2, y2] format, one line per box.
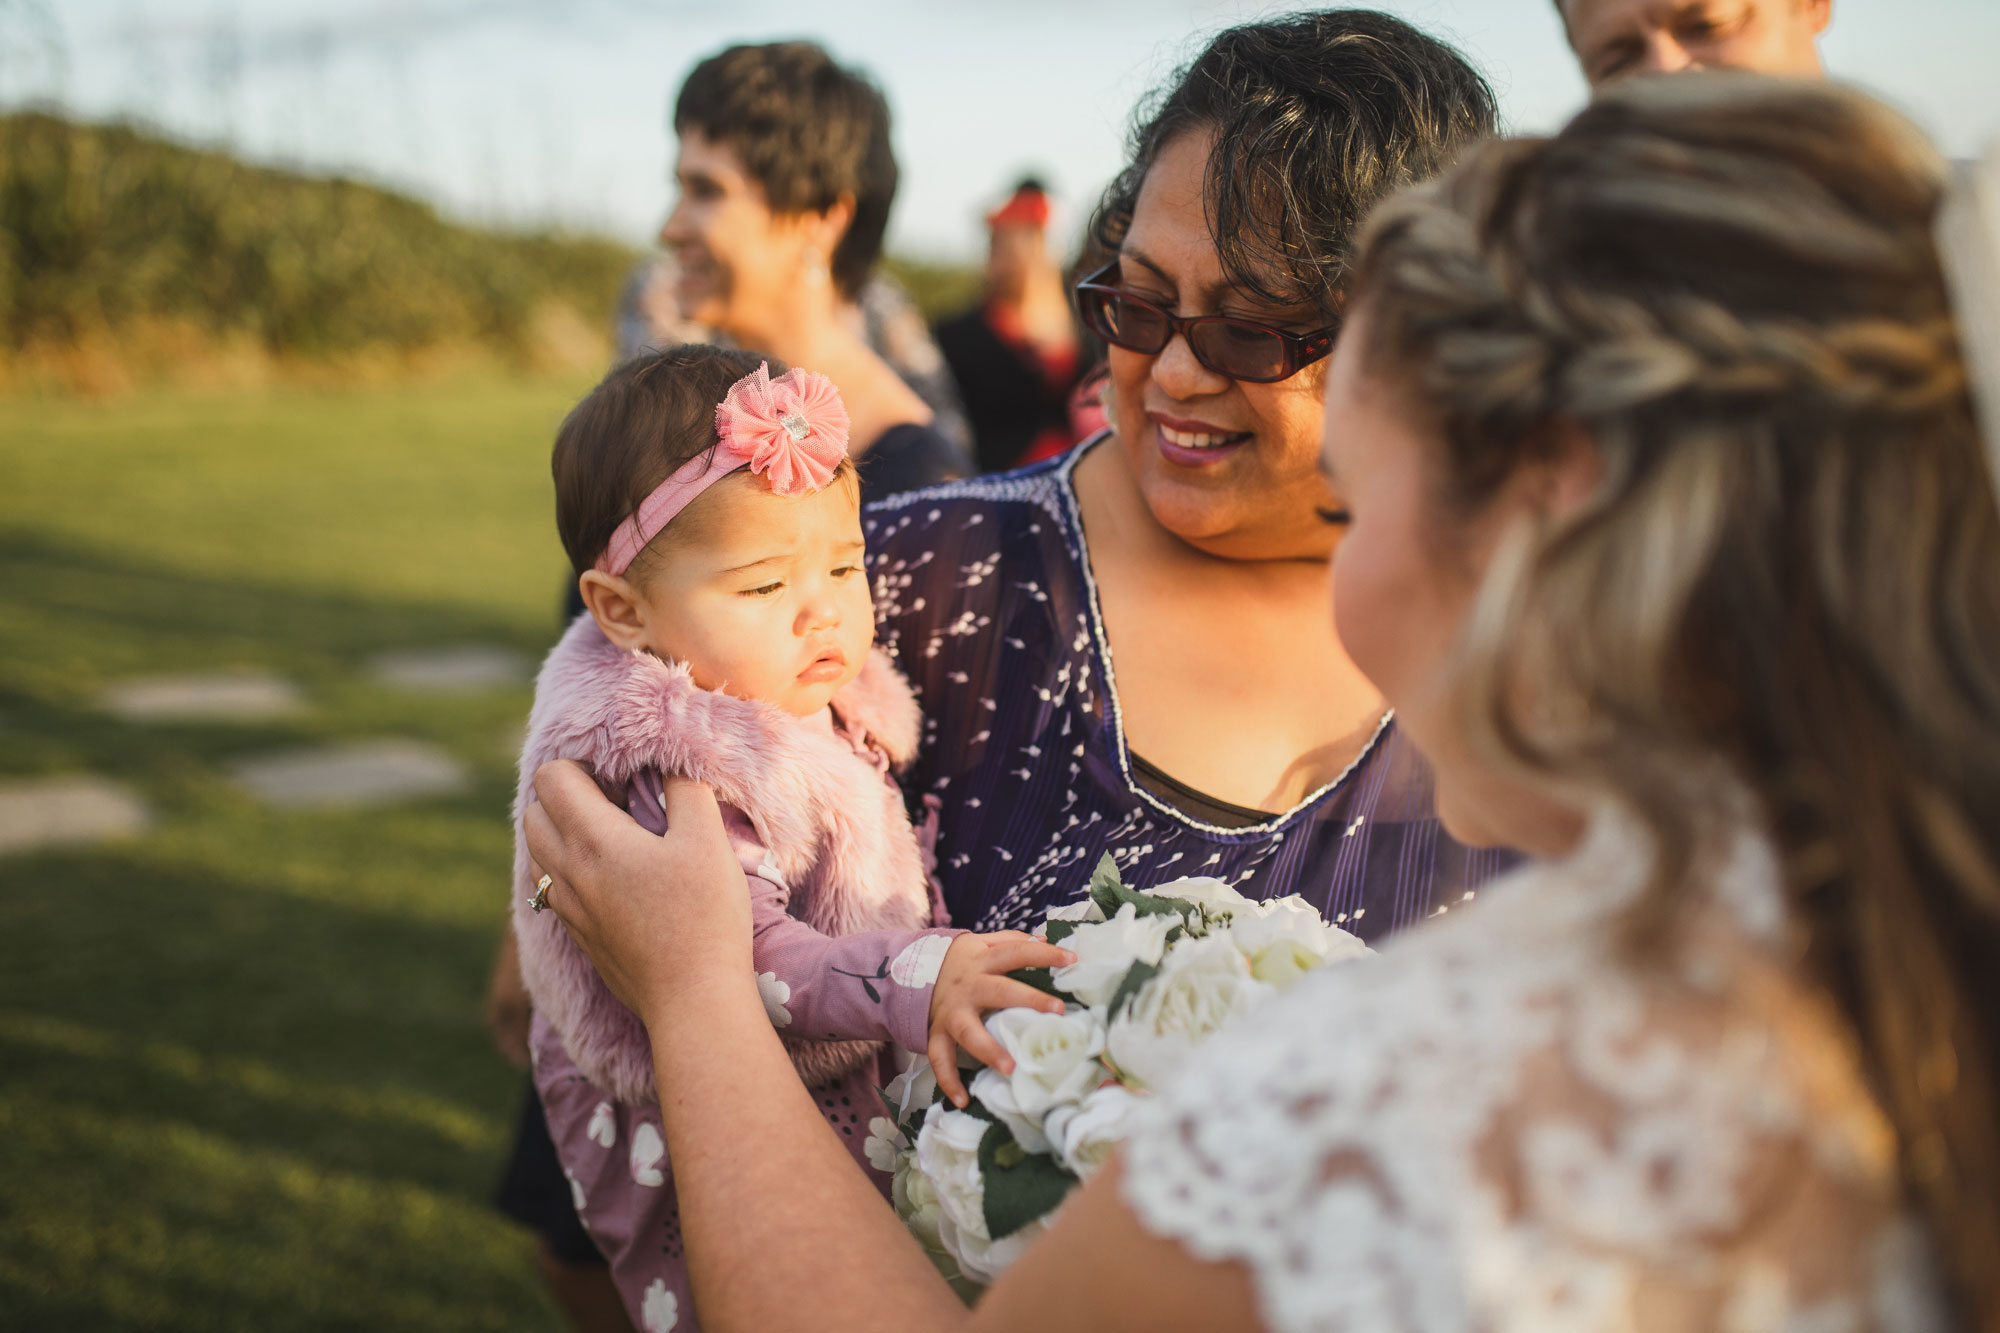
[13, 1, 2000, 259]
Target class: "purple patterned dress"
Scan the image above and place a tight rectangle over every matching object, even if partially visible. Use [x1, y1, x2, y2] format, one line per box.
[864, 437, 1519, 936]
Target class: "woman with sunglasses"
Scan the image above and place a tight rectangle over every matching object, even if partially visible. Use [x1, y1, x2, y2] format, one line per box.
[855, 9, 1510, 937]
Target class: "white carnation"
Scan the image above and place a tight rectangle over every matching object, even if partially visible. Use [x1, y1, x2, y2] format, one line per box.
[1050, 903, 1176, 1006]
[1105, 934, 1273, 1091]
[1041, 1083, 1142, 1181]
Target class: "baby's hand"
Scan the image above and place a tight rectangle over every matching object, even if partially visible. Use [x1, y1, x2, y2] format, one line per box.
[927, 931, 1076, 1108]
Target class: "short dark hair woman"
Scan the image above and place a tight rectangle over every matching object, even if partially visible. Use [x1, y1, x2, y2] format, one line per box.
[657, 41, 970, 499]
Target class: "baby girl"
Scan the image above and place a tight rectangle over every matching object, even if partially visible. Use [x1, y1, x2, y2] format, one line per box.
[510, 346, 1068, 1331]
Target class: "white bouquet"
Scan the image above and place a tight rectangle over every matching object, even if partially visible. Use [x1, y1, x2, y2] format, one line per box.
[875, 854, 1370, 1287]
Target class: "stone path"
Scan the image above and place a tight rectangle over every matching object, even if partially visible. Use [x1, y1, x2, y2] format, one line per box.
[367, 645, 529, 694]
[0, 776, 151, 855]
[230, 740, 470, 810]
[102, 670, 303, 723]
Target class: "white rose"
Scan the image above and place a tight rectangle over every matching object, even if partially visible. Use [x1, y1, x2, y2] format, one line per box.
[914, 1104, 994, 1268]
[1050, 903, 1176, 1006]
[1041, 1083, 1142, 1181]
[1105, 934, 1274, 1091]
[894, 1149, 984, 1298]
[894, 1143, 945, 1247]
[953, 1212, 1048, 1284]
[1143, 875, 1255, 924]
[914, 1089, 1066, 1283]
[1226, 895, 1370, 988]
[971, 1007, 1107, 1154]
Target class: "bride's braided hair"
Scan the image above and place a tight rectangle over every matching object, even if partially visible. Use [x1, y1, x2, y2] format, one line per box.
[1357, 74, 2000, 1327]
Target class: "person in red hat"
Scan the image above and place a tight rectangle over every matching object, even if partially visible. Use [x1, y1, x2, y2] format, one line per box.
[935, 178, 1092, 472]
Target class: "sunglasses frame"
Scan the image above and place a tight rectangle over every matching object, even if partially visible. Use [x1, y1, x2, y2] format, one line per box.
[1072, 261, 1338, 384]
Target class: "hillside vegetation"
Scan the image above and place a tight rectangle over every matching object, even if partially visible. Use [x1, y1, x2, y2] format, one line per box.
[0, 112, 639, 393]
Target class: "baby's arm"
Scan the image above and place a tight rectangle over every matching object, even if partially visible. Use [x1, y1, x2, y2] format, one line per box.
[626, 770, 956, 1054]
[626, 771, 1070, 1078]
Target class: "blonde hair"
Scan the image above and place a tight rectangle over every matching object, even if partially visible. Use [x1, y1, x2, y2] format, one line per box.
[1355, 73, 2000, 1325]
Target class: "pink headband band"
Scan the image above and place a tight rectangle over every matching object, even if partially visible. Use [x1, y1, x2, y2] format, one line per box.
[593, 362, 851, 577]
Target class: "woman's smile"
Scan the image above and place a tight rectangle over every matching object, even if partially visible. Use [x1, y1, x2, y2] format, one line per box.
[1150, 411, 1253, 467]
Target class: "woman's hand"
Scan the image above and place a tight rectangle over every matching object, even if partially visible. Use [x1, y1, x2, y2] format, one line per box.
[522, 759, 753, 1023]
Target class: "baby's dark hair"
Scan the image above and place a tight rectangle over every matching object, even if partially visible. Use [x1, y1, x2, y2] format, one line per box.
[552, 345, 778, 577]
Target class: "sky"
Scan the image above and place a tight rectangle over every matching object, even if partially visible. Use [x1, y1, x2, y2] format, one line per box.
[8, 0, 2000, 261]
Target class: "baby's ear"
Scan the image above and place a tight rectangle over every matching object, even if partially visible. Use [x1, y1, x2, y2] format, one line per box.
[577, 571, 651, 651]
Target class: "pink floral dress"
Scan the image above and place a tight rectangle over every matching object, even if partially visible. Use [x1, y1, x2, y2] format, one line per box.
[530, 710, 960, 1333]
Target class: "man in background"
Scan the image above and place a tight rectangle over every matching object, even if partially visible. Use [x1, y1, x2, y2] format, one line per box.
[1558, 0, 1829, 86]
[935, 178, 1089, 473]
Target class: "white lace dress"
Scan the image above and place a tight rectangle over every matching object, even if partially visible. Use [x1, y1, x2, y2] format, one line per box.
[1121, 814, 1947, 1332]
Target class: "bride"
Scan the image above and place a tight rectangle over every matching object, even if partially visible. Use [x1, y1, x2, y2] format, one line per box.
[522, 74, 1999, 1331]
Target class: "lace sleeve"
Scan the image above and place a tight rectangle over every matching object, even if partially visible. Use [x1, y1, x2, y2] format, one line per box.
[1119, 846, 1947, 1333]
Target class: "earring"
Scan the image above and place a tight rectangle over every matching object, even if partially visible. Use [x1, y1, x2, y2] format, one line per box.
[804, 253, 830, 287]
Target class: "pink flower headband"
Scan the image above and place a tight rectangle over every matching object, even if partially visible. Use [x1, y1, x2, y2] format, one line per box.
[594, 362, 851, 576]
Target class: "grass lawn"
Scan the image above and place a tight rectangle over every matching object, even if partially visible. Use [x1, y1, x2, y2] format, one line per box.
[0, 375, 597, 1330]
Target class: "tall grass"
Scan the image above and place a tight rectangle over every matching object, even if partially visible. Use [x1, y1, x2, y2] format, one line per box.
[0, 112, 638, 393]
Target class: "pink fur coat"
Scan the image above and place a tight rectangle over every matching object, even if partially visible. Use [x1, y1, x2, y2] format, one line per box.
[511, 615, 934, 1104]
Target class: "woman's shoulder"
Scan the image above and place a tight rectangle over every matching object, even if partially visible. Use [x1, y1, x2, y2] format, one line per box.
[863, 449, 1086, 600]
[1118, 826, 1940, 1331]
[864, 446, 1080, 532]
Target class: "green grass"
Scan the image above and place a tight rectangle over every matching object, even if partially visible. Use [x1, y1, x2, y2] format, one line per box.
[0, 375, 597, 1329]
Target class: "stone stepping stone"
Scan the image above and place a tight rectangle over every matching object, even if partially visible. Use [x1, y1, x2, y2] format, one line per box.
[231, 739, 469, 810]
[0, 776, 151, 855]
[368, 645, 530, 694]
[102, 670, 303, 723]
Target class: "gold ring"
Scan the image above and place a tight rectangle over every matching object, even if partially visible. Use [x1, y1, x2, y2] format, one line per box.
[530, 874, 552, 913]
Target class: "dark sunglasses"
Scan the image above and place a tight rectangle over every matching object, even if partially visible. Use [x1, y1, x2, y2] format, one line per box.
[1072, 261, 1338, 384]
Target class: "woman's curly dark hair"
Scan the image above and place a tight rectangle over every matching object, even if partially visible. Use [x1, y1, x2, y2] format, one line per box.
[1093, 9, 1497, 321]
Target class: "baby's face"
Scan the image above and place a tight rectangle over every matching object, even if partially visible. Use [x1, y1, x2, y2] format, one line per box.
[628, 472, 873, 716]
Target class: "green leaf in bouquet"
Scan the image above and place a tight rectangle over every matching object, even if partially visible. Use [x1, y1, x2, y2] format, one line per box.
[1106, 958, 1162, 1021]
[1091, 874, 1193, 927]
[977, 1121, 1079, 1239]
[1087, 852, 1125, 903]
[1045, 918, 1079, 948]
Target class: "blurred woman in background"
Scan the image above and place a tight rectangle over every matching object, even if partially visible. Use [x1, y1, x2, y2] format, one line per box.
[935, 177, 1091, 471]
[656, 41, 972, 499]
